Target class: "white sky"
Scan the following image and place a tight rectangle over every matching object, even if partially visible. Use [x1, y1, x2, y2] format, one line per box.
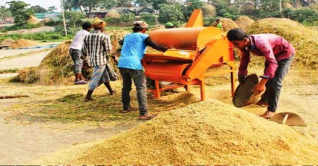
[0, 0, 61, 9]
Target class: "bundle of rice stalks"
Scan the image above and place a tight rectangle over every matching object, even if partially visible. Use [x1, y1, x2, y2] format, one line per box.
[13, 30, 130, 84]
[105, 10, 120, 18]
[283, 2, 293, 9]
[27, 15, 40, 24]
[10, 39, 40, 49]
[242, 1, 255, 13]
[38, 100, 318, 164]
[235, 16, 255, 30]
[247, 18, 318, 69]
[201, 3, 216, 17]
[12, 41, 75, 84]
[220, 18, 239, 31]
[1, 38, 15, 46]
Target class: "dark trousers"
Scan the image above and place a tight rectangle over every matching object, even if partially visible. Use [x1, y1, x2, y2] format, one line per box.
[119, 68, 148, 116]
[260, 54, 294, 112]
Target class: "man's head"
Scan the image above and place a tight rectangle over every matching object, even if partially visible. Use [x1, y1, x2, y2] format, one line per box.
[82, 22, 92, 31]
[93, 17, 107, 31]
[227, 28, 250, 49]
[133, 21, 148, 33]
[165, 22, 174, 29]
[216, 19, 220, 23]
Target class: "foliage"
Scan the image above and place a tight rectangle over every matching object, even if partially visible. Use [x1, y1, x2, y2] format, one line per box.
[183, 0, 204, 20]
[140, 12, 156, 25]
[203, 16, 218, 26]
[0, 23, 42, 32]
[158, 4, 184, 27]
[0, 32, 71, 43]
[6, 1, 34, 25]
[30, 5, 47, 13]
[0, 5, 11, 21]
[284, 7, 318, 25]
[63, 11, 86, 28]
[119, 13, 135, 22]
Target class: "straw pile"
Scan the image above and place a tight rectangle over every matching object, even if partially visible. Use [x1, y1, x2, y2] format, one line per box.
[235, 16, 255, 30]
[12, 30, 130, 84]
[220, 18, 239, 31]
[283, 2, 293, 9]
[1, 38, 15, 46]
[201, 3, 216, 17]
[27, 15, 40, 24]
[247, 18, 318, 69]
[38, 100, 318, 164]
[242, 1, 255, 13]
[105, 10, 120, 18]
[10, 39, 40, 49]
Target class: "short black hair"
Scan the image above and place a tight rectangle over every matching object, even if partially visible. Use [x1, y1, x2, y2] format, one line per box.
[132, 26, 145, 33]
[227, 28, 249, 41]
[82, 22, 92, 30]
[216, 19, 220, 22]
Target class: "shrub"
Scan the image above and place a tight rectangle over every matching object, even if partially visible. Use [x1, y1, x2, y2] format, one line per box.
[141, 13, 156, 25]
[286, 8, 318, 25]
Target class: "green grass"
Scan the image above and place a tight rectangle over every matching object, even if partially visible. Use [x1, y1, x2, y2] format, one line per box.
[0, 23, 42, 32]
[0, 48, 52, 62]
[0, 32, 73, 43]
[0, 68, 18, 74]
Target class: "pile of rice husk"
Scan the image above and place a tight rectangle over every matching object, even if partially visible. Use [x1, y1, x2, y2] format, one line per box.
[201, 3, 216, 17]
[27, 15, 40, 24]
[247, 18, 318, 69]
[37, 100, 318, 164]
[105, 10, 120, 18]
[235, 16, 255, 30]
[12, 30, 130, 84]
[10, 39, 40, 49]
[220, 18, 239, 31]
[1, 38, 15, 46]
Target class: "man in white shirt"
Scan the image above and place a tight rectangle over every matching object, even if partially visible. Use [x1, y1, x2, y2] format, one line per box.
[69, 22, 92, 84]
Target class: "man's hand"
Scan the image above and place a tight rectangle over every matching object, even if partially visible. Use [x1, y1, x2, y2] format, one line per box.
[253, 78, 268, 95]
[112, 55, 118, 65]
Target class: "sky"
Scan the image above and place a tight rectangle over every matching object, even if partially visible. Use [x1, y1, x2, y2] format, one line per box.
[0, 0, 61, 9]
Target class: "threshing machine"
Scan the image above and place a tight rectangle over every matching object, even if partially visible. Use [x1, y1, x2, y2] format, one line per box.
[144, 9, 236, 101]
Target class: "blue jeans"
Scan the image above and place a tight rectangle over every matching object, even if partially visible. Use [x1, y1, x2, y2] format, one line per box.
[69, 48, 83, 74]
[260, 54, 294, 112]
[119, 68, 148, 116]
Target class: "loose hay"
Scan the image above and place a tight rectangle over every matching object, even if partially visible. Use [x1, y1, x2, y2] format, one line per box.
[247, 18, 318, 69]
[235, 16, 255, 30]
[220, 18, 239, 32]
[105, 10, 120, 18]
[10, 39, 40, 49]
[38, 100, 318, 164]
[1, 38, 15, 46]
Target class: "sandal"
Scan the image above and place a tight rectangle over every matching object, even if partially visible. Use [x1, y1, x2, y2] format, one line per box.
[75, 80, 87, 85]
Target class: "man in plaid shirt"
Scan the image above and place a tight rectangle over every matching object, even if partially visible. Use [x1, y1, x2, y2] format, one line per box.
[82, 18, 117, 102]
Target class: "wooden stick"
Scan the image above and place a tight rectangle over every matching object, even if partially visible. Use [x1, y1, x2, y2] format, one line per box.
[0, 95, 29, 99]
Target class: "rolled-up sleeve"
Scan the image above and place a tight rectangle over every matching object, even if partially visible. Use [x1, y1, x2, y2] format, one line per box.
[238, 50, 250, 76]
[104, 36, 112, 53]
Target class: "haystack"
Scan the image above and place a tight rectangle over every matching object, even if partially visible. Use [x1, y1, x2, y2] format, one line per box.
[247, 18, 318, 69]
[242, 1, 255, 13]
[12, 30, 130, 84]
[283, 2, 293, 9]
[27, 15, 40, 24]
[235, 16, 255, 30]
[220, 18, 239, 31]
[1, 38, 15, 46]
[38, 100, 318, 164]
[201, 3, 216, 17]
[105, 10, 120, 19]
[10, 39, 40, 49]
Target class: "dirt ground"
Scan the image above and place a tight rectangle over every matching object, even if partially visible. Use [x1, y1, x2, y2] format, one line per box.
[0, 68, 317, 164]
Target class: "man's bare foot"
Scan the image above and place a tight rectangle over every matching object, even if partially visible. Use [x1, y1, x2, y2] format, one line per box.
[256, 101, 268, 107]
[261, 110, 275, 119]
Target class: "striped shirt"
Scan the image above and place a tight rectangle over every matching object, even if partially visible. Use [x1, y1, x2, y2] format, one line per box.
[82, 31, 112, 67]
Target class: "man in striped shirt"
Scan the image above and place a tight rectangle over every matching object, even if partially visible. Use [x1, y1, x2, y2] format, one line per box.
[82, 19, 117, 102]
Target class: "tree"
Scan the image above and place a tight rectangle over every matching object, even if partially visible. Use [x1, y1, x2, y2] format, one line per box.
[6, 1, 34, 25]
[116, 0, 133, 7]
[0, 6, 11, 21]
[48, 6, 57, 12]
[183, 0, 204, 20]
[30, 5, 48, 13]
[63, 11, 86, 27]
[158, 3, 184, 27]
